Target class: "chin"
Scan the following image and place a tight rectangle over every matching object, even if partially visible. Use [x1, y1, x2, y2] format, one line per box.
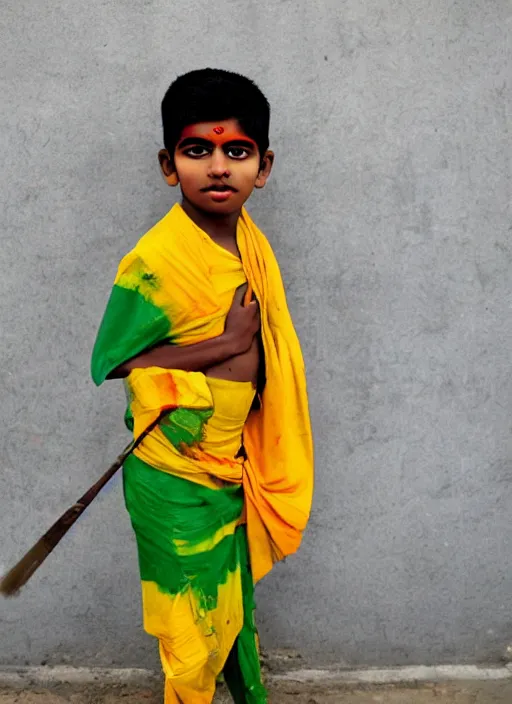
[190, 197, 246, 216]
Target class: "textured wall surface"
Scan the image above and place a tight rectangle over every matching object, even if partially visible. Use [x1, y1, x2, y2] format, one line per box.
[1, 0, 511, 668]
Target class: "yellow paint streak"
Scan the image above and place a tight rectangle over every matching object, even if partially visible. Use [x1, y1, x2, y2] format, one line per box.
[173, 518, 239, 557]
[141, 567, 242, 702]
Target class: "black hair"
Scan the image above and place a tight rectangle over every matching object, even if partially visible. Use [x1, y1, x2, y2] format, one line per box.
[161, 68, 270, 158]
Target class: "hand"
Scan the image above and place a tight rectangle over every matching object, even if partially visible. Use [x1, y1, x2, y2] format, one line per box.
[224, 284, 260, 354]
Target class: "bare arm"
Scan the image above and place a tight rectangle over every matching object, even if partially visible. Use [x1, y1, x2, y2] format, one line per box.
[108, 284, 259, 379]
[109, 333, 238, 379]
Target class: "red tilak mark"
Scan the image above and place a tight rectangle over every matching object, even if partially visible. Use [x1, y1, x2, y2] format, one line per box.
[213, 126, 224, 135]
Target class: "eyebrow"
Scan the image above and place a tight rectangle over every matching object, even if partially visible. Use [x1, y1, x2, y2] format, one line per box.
[177, 137, 256, 149]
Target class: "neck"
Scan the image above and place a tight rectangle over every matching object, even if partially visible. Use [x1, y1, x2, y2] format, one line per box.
[180, 198, 240, 243]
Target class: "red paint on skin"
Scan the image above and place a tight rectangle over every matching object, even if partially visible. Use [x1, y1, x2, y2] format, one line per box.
[179, 123, 257, 149]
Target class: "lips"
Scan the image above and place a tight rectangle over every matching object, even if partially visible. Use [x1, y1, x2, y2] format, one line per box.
[201, 185, 237, 193]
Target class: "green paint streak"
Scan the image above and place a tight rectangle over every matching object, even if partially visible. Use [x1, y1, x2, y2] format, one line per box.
[160, 407, 213, 451]
[123, 454, 244, 605]
[224, 528, 268, 703]
[140, 271, 159, 286]
[118, 255, 162, 295]
[91, 283, 171, 386]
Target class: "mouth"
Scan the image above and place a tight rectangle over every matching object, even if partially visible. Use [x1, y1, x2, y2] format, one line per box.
[201, 185, 237, 193]
[201, 184, 237, 202]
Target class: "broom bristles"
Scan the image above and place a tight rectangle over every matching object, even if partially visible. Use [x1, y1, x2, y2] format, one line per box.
[0, 502, 86, 597]
[0, 540, 53, 596]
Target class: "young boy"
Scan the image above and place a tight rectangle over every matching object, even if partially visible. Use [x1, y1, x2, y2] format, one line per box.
[91, 69, 313, 704]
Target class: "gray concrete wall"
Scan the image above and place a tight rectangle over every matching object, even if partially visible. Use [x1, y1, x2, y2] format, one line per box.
[1, 0, 511, 668]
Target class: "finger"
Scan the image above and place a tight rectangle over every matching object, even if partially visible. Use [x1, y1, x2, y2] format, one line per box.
[246, 300, 259, 316]
[248, 304, 261, 328]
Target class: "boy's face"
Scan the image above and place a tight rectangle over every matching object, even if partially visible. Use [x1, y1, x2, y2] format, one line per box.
[158, 119, 273, 215]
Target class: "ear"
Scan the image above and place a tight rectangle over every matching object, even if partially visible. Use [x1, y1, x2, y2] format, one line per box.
[158, 149, 179, 187]
[254, 150, 274, 189]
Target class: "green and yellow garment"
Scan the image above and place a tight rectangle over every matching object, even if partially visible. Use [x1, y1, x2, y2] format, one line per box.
[91, 204, 313, 703]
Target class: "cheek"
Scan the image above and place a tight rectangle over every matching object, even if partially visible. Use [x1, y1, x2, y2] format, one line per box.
[174, 158, 203, 184]
[237, 160, 261, 184]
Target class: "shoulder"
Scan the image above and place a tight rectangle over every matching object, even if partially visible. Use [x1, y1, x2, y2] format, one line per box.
[135, 210, 178, 258]
[115, 208, 180, 281]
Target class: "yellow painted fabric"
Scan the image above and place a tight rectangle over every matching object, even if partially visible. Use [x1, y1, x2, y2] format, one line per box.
[122, 380, 264, 702]
[92, 202, 314, 582]
[127, 368, 248, 489]
[92, 204, 313, 701]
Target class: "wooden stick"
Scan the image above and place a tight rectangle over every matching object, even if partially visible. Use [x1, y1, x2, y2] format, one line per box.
[0, 407, 172, 597]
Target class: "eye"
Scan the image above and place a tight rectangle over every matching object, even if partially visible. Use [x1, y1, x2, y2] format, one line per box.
[184, 146, 210, 158]
[226, 146, 250, 159]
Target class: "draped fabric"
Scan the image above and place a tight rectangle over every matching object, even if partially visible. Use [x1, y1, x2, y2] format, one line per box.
[91, 204, 313, 701]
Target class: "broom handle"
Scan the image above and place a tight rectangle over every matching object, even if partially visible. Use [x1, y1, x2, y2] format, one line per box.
[16, 408, 170, 565]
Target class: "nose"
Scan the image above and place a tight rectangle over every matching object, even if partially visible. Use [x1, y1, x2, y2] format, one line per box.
[208, 147, 231, 178]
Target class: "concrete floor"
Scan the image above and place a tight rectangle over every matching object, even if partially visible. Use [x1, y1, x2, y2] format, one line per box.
[2, 681, 512, 703]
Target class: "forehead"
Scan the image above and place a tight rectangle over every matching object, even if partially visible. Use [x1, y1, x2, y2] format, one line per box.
[179, 119, 254, 144]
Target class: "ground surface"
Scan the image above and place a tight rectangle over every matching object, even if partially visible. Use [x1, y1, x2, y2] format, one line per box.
[2, 681, 512, 703]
